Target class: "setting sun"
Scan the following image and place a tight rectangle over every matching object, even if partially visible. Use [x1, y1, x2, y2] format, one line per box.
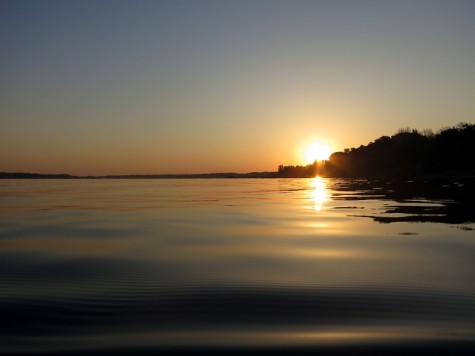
[304, 143, 331, 164]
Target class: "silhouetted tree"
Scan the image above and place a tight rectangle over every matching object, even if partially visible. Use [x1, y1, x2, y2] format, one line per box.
[326, 122, 475, 178]
[280, 122, 475, 178]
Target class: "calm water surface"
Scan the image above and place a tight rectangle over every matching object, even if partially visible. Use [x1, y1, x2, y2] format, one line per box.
[1, 178, 474, 354]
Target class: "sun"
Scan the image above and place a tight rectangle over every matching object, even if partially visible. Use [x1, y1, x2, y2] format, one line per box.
[303, 143, 331, 164]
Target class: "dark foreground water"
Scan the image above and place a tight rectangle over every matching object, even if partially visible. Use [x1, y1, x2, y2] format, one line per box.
[1, 178, 474, 354]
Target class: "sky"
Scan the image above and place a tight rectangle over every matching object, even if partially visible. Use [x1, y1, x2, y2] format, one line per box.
[1, 0, 475, 175]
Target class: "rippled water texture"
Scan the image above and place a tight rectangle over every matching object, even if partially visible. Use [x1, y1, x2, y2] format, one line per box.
[1, 178, 474, 354]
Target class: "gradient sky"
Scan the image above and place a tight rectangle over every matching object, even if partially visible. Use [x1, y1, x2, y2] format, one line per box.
[1, 0, 475, 175]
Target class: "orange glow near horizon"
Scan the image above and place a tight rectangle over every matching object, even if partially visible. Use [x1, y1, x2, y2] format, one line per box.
[303, 143, 331, 164]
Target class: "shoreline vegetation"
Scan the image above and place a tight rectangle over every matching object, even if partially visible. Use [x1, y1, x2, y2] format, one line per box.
[280, 122, 475, 178]
[2, 123, 474, 179]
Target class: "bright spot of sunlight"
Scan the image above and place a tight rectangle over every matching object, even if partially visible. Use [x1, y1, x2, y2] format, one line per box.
[304, 143, 331, 164]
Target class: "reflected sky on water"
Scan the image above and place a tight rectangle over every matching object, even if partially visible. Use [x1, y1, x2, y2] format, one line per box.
[0, 178, 474, 353]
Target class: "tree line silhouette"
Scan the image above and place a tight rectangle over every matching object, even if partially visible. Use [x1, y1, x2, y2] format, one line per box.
[278, 122, 475, 178]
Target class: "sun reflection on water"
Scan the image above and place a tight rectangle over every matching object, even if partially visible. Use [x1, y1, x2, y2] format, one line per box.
[311, 176, 328, 211]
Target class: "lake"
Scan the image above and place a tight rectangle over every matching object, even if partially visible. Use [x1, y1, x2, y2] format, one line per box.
[1, 178, 474, 354]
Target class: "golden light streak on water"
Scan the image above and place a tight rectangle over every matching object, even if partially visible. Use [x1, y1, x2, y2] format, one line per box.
[311, 176, 328, 211]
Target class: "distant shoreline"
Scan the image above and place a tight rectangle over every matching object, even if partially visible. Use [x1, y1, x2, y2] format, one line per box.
[0, 172, 279, 179]
[1, 172, 474, 180]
